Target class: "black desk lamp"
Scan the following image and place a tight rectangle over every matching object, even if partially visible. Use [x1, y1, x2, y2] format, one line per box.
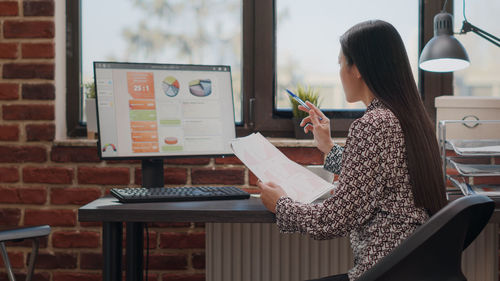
[459, 21, 500, 48]
[419, 0, 499, 72]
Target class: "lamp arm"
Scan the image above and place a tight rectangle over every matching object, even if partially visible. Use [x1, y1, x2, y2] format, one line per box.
[460, 21, 500, 48]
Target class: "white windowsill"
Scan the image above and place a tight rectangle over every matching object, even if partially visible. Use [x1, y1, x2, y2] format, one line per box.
[53, 137, 347, 147]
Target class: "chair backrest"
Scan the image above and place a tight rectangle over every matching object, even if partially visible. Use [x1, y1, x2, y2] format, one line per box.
[0, 225, 51, 281]
[356, 194, 495, 281]
[0, 225, 51, 242]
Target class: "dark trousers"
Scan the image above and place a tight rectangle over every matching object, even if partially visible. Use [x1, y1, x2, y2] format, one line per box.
[307, 273, 349, 281]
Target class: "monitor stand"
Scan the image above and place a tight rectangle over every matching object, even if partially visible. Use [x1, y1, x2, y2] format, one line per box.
[127, 159, 164, 281]
[141, 158, 164, 188]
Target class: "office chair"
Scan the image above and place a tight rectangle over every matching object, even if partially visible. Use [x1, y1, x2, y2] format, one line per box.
[355, 194, 494, 281]
[0, 225, 51, 281]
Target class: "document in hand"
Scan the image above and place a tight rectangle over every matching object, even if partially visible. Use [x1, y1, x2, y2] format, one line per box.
[230, 133, 335, 204]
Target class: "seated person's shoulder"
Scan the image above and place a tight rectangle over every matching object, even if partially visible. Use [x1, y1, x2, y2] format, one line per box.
[349, 115, 381, 138]
[351, 108, 401, 135]
[367, 107, 400, 129]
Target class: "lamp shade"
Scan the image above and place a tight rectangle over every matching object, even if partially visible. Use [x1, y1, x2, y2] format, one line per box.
[419, 12, 470, 72]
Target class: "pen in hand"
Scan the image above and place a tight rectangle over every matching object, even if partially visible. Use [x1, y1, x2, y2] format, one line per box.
[285, 89, 323, 121]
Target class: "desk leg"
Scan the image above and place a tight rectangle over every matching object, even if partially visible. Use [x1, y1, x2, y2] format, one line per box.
[103, 222, 122, 281]
[126, 222, 144, 281]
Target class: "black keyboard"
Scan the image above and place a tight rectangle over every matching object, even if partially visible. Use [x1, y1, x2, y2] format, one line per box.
[110, 186, 250, 203]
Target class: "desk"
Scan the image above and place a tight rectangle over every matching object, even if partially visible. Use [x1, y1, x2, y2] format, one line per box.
[78, 196, 275, 281]
[79, 196, 500, 281]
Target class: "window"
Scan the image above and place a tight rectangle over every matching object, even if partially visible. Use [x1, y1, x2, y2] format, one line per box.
[67, 0, 243, 137]
[275, 0, 419, 113]
[66, 0, 449, 138]
[453, 0, 500, 98]
[254, 0, 423, 137]
[82, 0, 242, 124]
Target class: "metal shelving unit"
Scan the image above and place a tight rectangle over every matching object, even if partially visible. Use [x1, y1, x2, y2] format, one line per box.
[438, 120, 500, 198]
[448, 159, 500, 176]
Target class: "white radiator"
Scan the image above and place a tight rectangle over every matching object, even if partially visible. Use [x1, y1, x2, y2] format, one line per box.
[462, 223, 498, 281]
[206, 222, 497, 281]
[206, 223, 353, 281]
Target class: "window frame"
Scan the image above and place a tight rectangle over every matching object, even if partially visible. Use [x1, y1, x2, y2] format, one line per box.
[66, 0, 86, 137]
[66, 0, 453, 138]
[265, 0, 365, 137]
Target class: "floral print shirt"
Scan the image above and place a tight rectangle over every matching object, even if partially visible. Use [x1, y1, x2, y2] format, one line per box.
[275, 98, 429, 280]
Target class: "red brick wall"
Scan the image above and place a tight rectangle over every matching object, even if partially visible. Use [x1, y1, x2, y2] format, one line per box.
[0, 143, 323, 281]
[0, 4, 324, 279]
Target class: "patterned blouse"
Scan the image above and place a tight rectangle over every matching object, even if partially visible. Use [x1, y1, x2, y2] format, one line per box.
[275, 98, 429, 281]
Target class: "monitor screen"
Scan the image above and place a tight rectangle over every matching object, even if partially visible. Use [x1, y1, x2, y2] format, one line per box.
[94, 62, 236, 160]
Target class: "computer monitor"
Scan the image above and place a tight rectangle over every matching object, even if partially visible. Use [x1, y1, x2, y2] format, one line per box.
[93, 62, 236, 186]
[94, 62, 236, 159]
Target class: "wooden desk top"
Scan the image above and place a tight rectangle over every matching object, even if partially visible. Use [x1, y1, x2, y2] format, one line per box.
[78, 195, 276, 223]
[78, 195, 500, 224]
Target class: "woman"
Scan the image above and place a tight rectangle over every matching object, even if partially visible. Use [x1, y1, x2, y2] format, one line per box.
[257, 20, 447, 281]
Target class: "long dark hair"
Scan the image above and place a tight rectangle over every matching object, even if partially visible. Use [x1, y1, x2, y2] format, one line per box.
[340, 20, 447, 216]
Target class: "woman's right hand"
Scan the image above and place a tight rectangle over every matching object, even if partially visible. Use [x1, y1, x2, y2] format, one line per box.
[299, 101, 334, 154]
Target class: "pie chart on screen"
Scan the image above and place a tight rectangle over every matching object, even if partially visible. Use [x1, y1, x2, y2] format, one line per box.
[162, 76, 180, 97]
[189, 79, 212, 97]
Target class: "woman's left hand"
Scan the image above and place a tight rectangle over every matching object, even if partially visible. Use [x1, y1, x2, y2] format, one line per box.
[256, 181, 287, 213]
